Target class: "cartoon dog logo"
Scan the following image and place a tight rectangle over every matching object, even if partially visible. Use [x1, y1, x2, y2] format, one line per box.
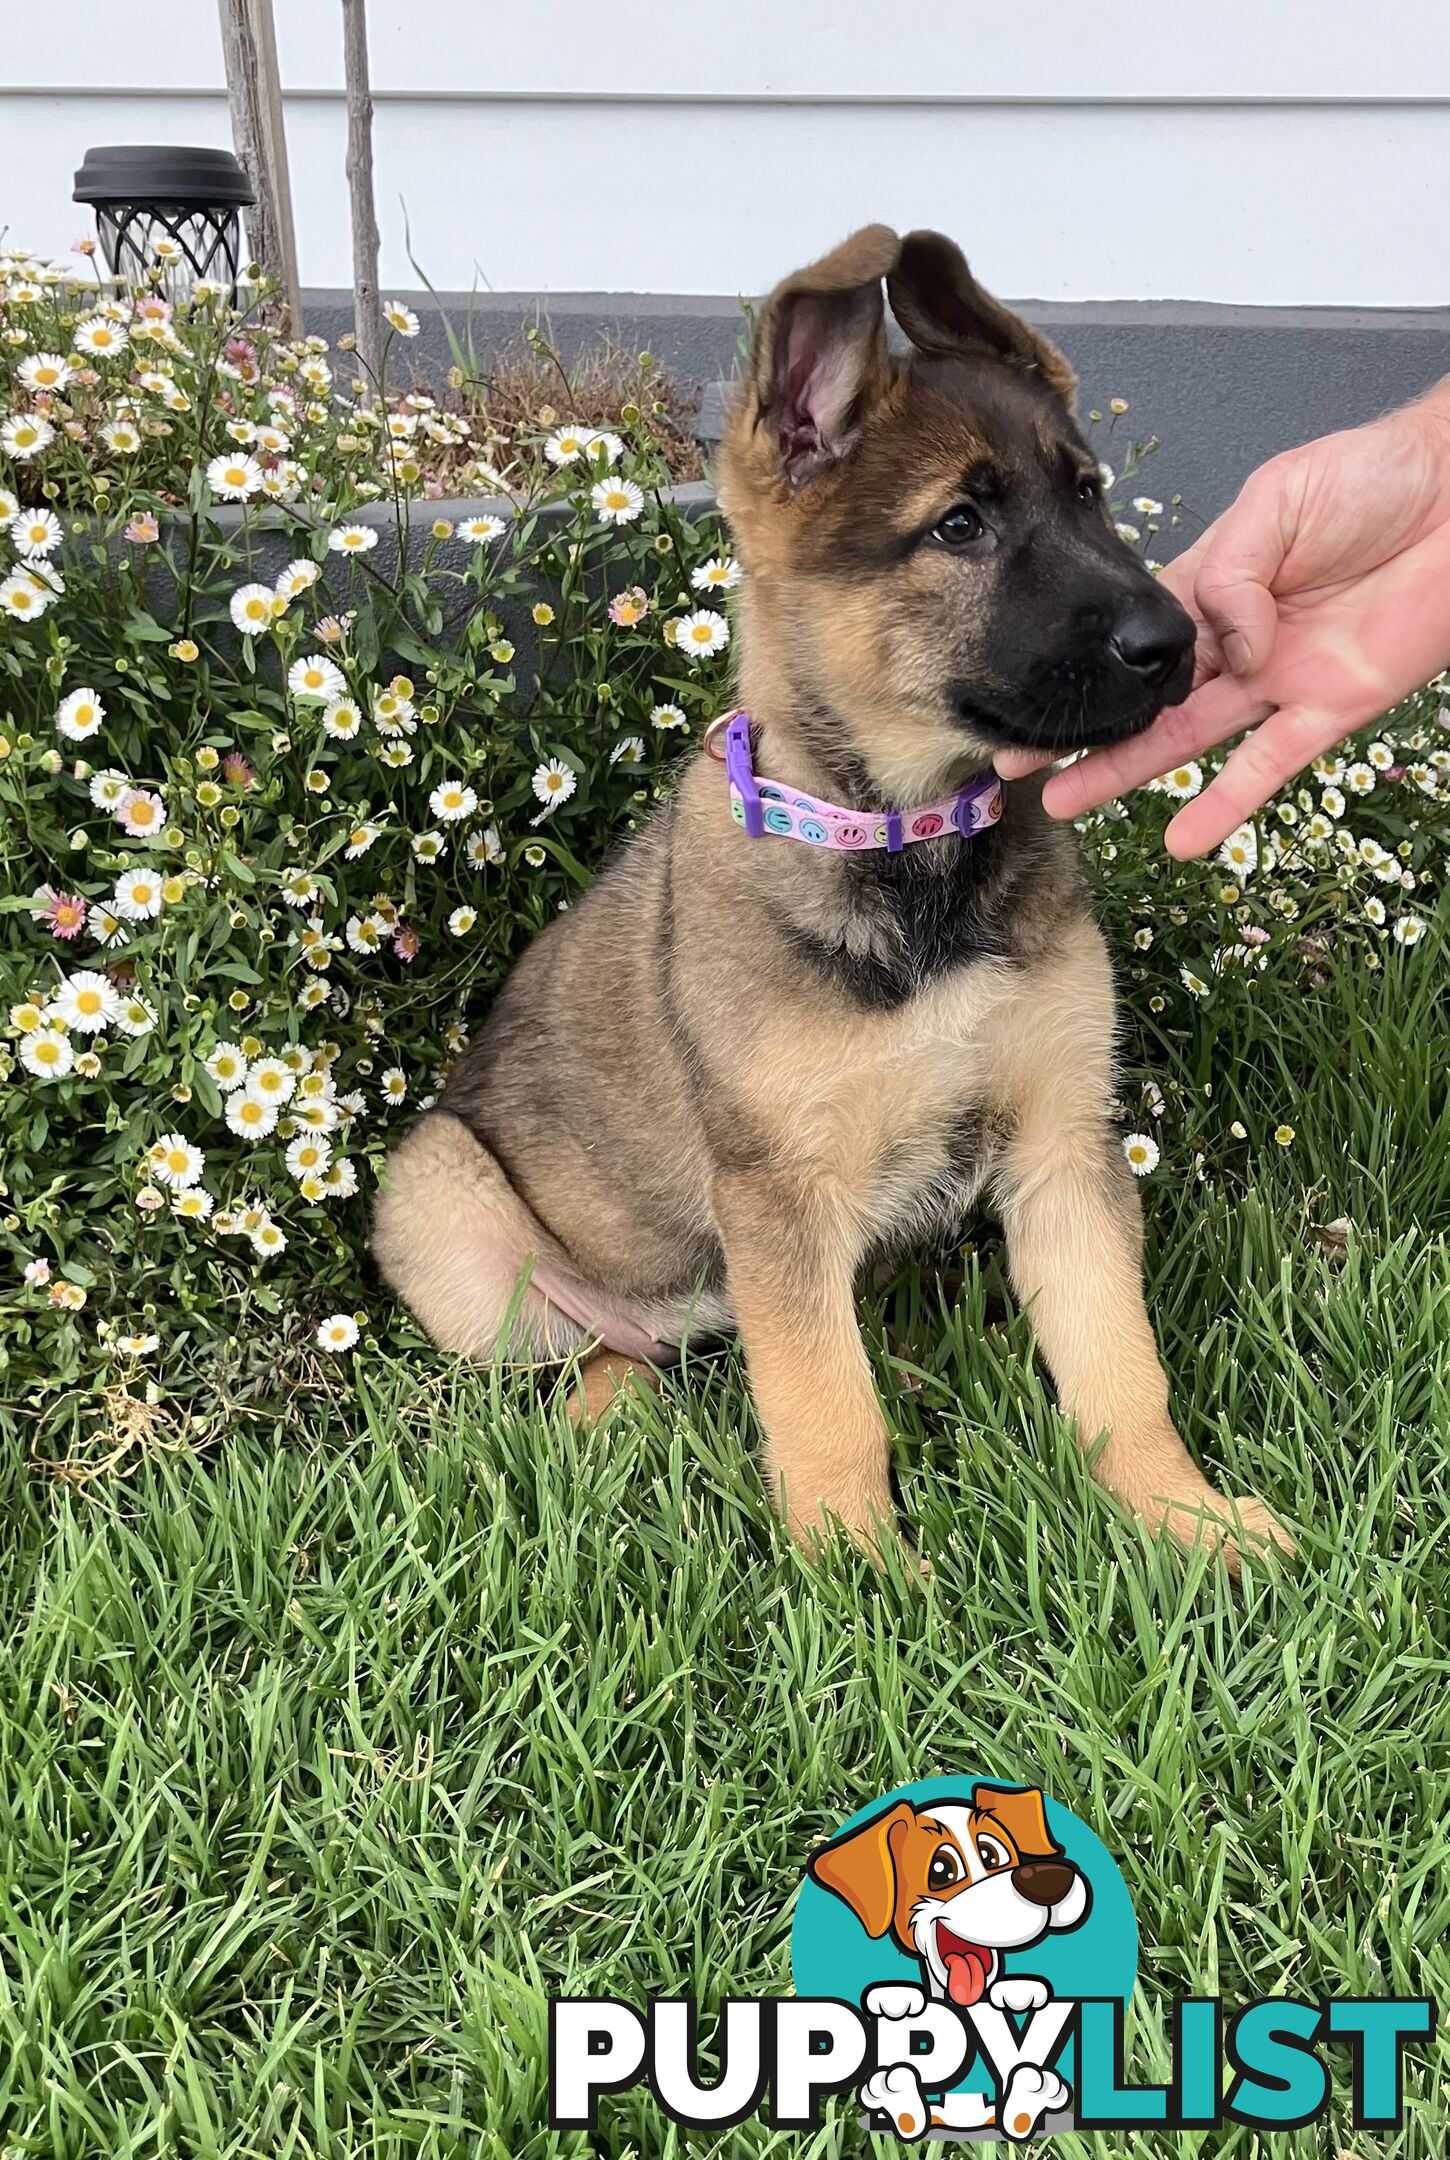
[808, 1784, 1091, 2139]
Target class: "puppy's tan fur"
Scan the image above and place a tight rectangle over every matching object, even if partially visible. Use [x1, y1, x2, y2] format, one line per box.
[374, 225, 1290, 1570]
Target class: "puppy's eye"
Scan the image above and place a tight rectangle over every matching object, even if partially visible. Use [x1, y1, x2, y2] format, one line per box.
[933, 502, 986, 550]
[976, 1836, 1009, 1872]
[1075, 475, 1100, 507]
[927, 1845, 963, 1891]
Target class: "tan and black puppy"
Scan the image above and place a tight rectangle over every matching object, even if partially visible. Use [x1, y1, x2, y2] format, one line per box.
[374, 224, 1290, 1569]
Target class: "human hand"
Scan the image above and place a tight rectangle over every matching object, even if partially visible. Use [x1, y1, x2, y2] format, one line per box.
[997, 382, 1450, 855]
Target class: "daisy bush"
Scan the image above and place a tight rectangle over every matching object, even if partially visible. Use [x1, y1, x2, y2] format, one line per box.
[1, 246, 1446, 1458]
[0, 244, 736, 1452]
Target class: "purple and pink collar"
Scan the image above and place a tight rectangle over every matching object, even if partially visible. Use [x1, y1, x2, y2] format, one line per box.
[705, 709, 1003, 853]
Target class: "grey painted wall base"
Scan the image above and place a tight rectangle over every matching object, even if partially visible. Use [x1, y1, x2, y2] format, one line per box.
[301, 289, 1449, 550]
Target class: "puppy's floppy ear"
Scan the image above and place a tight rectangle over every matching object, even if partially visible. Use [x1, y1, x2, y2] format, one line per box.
[749, 223, 900, 487]
[972, 1783, 1062, 1861]
[888, 230, 1077, 409]
[808, 1800, 914, 1938]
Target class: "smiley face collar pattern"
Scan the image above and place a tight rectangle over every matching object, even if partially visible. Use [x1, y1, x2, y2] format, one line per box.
[710, 710, 1004, 854]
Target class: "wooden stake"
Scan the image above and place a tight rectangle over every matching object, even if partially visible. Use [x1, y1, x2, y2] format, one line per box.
[218, 0, 303, 333]
[341, 0, 384, 388]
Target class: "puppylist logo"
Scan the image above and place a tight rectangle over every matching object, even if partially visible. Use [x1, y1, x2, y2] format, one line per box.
[550, 1775, 1433, 2140]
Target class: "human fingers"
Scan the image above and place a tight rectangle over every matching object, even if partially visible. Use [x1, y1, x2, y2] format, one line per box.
[1187, 465, 1299, 677]
[1038, 674, 1275, 820]
[992, 747, 1057, 780]
[1162, 702, 1350, 857]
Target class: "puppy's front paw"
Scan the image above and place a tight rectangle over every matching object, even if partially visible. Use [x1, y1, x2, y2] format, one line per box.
[863, 1982, 927, 2022]
[859, 2064, 929, 2139]
[988, 1974, 1050, 2014]
[1000, 2062, 1071, 2141]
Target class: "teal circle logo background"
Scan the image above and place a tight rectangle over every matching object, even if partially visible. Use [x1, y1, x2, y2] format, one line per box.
[791, 1778, 1138, 2091]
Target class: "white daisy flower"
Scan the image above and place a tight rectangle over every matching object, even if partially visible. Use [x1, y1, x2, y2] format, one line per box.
[448, 905, 477, 935]
[343, 824, 380, 859]
[53, 970, 119, 1033]
[1161, 760, 1203, 799]
[230, 582, 278, 636]
[18, 352, 74, 394]
[1367, 741, 1395, 770]
[1, 413, 55, 461]
[275, 557, 321, 599]
[251, 1218, 287, 1257]
[279, 870, 320, 908]
[172, 1187, 215, 1221]
[610, 735, 645, 764]
[316, 1313, 360, 1351]
[1217, 824, 1258, 877]
[1364, 896, 1387, 926]
[380, 1068, 407, 1105]
[544, 425, 591, 465]
[87, 904, 127, 947]
[204, 1041, 248, 1089]
[0, 487, 17, 524]
[72, 315, 128, 357]
[149, 1132, 204, 1188]
[457, 513, 505, 544]
[113, 867, 163, 920]
[345, 913, 383, 954]
[1131, 496, 1164, 517]
[247, 1057, 295, 1106]
[99, 419, 142, 455]
[690, 556, 742, 593]
[1320, 786, 1346, 820]
[56, 687, 105, 742]
[20, 1031, 74, 1080]
[288, 653, 347, 703]
[285, 1134, 332, 1179]
[1345, 763, 1376, 796]
[531, 758, 576, 808]
[324, 1158, 359, 1199]
[1115, 522, 1141, 544]
[327, 523, 378, 554]
[651, 703, 687, 731]
[1180, 966, 1211, 999]
[11, 507, 63, 556]
[87, 769, 129, 811]
[467, 826, 504, 868]
[383, 301, 420, 337]
[591, 477, 644, 526]
[290, 1097, 339, 1132]
[586, 429, 624, 465]
[322, 697, 363, 740]
[673, 610, 729, 659]
[1394, 915, 1426, 946]
[1122, 1132, 1160, 1175]
[206, 452, 263, 501]
[115, 1332, 160, 1356]
[0, 570, 54, 619]
[412, 830, 446, 862]
[226, 1092, 279, 1141]
[116, 788, 166, 838]
[429, 779, 477, 822]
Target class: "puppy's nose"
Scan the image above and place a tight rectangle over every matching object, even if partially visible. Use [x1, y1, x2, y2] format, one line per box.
[1012, 1860, 1076, 1907]
[1109, 597, 1194, 689]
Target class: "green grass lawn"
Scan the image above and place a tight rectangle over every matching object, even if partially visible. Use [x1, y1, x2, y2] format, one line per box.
[3, 868, 1449, 2155]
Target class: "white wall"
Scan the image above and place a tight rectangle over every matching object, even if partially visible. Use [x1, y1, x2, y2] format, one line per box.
[5, 2, 1449, 304]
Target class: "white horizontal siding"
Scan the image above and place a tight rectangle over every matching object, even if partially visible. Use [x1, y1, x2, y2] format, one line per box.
[3, 2, 1448, 303]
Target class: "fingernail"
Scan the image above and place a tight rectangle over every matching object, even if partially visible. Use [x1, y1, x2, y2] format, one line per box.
[1223, 631, 1253, 676]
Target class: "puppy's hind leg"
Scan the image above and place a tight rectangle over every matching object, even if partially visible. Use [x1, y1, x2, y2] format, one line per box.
[372, 1110, 587, 1364]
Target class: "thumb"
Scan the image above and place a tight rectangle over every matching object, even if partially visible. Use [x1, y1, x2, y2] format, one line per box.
[1189, 470, 1296, 677]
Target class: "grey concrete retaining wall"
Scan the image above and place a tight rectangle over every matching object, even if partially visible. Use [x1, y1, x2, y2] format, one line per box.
[301, 287, 1450, 551]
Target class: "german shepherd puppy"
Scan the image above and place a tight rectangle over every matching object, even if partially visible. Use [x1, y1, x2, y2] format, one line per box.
[374, 225, 1289, 1570]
